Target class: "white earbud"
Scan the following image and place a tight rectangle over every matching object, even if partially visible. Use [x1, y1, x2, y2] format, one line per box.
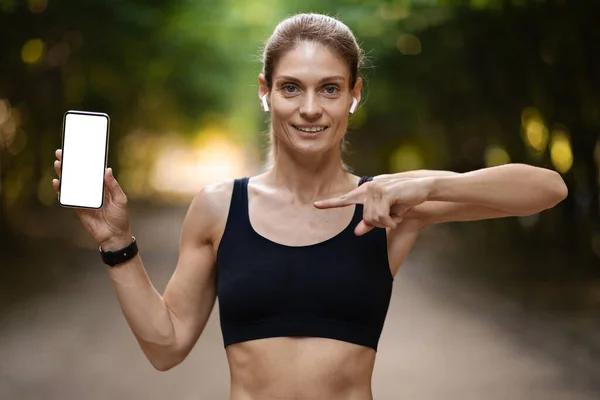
[349, 97, 358, 114]
[261, 94, 269, 112]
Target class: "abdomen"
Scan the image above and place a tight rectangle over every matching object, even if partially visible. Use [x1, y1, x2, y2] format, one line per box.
[226, 337, 375, 400]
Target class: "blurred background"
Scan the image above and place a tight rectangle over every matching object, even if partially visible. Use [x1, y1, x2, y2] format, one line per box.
[1, 0, 599, 399]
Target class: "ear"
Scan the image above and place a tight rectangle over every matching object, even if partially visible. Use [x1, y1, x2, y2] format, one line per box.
[258, 74, 270, 112]
[349, 77, 363, 114]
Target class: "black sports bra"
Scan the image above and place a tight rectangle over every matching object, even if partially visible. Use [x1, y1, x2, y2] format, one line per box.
[216, 177, 393, 350]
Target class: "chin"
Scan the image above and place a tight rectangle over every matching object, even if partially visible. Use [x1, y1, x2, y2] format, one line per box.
[290, 138, 338, 156]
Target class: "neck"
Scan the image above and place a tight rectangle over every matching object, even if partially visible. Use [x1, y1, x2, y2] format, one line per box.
[267, 146, 352, 204]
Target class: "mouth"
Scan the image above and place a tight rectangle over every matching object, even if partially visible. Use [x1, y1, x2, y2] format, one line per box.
[292, 125, 329, 136]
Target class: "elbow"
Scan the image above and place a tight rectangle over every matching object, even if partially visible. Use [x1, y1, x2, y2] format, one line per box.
[517, 170, 568, 216]
[529, 170, 567, 214]
[547, 170, 569, 207]
[142, 343, 186, 372]
[151, 360, 178, 372]
[149, 353, 184, 372]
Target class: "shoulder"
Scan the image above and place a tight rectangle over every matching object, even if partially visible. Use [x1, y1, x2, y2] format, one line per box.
[184, 179, 236, 243]
[192, 179, 236, 211]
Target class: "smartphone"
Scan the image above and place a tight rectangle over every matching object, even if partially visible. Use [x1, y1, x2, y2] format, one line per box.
[58, 110, 110, 209]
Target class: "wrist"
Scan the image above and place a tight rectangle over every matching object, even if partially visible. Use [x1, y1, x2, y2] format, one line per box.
[426, 175, 450, 202]
[100, 232, 133, 251]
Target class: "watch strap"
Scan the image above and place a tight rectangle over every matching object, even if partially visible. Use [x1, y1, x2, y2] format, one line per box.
[99, 236, 138, 267]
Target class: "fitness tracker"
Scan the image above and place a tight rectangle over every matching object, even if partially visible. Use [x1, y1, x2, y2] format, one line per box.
[99, 236, 138, 267]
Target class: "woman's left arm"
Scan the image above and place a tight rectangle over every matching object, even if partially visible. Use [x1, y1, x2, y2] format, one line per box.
[390, 163, 568, 225]
[315, 164, 568, 235]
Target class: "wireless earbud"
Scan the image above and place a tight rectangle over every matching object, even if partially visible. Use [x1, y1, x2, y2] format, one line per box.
[349, 97, 358, 114]
[261, 94, 269, 112]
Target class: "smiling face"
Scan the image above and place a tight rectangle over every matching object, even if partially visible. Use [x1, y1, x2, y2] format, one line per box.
[259, 41, 362, 158]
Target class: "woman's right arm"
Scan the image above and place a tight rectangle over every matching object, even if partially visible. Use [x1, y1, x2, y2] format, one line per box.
[52, 149, 233, 371]
[53, 149, 231, 370]
[104, 182, 231, 371]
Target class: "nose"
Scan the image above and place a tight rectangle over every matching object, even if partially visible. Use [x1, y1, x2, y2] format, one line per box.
[299, 93, 322, 120]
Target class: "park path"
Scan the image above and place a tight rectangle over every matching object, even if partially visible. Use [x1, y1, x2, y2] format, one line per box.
[0, 205, 598, 399]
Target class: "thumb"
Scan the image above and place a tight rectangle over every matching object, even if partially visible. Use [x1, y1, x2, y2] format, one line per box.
[354, 220, 374, 236]
[105, 168, 127, 201]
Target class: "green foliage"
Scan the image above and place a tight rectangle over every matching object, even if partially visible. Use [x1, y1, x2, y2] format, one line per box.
[1, 0, 599, 236]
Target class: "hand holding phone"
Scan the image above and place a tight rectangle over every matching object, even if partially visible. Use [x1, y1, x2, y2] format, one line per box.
[59, 111, 110, 209]
[53, 111, 132, 249]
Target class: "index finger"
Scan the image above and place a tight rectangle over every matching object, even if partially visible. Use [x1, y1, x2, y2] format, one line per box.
[55, 149, 62, 161]
[314, 186, 365, 209]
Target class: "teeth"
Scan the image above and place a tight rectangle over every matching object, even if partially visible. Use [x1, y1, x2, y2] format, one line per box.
[296, 126, 326, 133]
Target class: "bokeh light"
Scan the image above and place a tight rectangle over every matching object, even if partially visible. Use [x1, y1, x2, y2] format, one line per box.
[27, 0, 47, 13]
[21, 39, 45, 64]
[378, 3, 409, 21]
[396, 33, 422, 55]
[389, 144, 425, 171]
[550, 128, 573, 174]
[524, 120, 548, 151]
[1, 117, 17, 149]
[150, 132, 251, 198]
[7, 129, 27, 155]
[117, 125, 256, 203]
[484, 144, 511, 167]
[46, 42, 70, 67]
[521, 107, 548, 153]
[4, 171, 25, 207]
[0, 98, 10, 125]
[355, 17, 385, 38]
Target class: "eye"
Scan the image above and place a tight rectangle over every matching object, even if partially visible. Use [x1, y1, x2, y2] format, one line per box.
[323, 85, 340, 95]
[282, 84, 298, 94]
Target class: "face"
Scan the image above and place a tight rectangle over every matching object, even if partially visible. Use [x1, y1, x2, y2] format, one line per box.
[259, 41, 362, 157]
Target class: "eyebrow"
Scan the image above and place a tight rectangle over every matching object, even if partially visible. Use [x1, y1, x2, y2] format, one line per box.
[276, 75, 346, 84]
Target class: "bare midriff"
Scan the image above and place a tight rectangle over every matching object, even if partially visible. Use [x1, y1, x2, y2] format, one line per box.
[226, 337, 376, 400]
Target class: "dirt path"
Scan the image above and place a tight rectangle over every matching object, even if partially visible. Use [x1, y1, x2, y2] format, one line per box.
[1, 206, 598, 399]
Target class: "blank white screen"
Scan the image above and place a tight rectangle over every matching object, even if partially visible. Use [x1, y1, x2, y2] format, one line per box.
[59, 112, 108, 208]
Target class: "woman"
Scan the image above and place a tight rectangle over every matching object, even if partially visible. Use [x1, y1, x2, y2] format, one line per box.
[52, 13, 567, 400]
